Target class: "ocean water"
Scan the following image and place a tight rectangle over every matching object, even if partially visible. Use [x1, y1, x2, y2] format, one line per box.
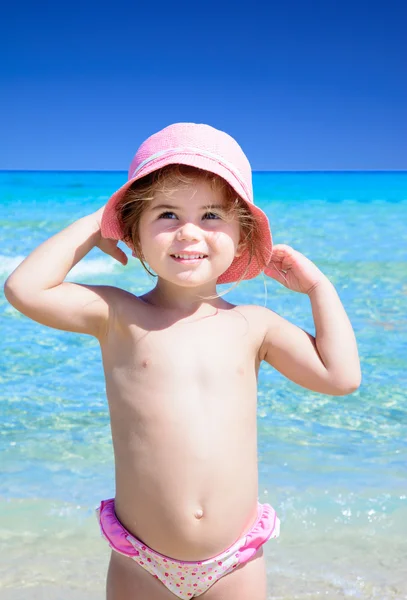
[1, 171, 406, 599]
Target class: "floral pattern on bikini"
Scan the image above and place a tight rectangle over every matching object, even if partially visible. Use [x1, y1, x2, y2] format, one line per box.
[125, 535, 242, 598]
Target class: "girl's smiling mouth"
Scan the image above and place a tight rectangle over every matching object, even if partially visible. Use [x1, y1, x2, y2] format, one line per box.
[170, 253, 208, 263]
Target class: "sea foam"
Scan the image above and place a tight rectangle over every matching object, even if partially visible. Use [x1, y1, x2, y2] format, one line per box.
[0, 255, 116, 281]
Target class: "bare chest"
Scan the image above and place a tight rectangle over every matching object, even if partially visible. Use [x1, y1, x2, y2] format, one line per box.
[106, 309, 261, 387]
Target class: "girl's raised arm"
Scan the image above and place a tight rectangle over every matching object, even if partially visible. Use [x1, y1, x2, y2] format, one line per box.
[260, 244, 361, 396]
[4, 208, 128, 339]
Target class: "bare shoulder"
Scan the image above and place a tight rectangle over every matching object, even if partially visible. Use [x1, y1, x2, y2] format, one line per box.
[232, 304, 293, 359]
[91, 286, 160, 345]
[229, 303, 281, 352]
[105, 286, 150, 324]
[105, 287, 168, 336]
[232, 303, 282, 329]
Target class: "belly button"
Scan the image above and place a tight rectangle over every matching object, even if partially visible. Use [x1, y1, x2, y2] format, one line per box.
[194, 509, 204, 519]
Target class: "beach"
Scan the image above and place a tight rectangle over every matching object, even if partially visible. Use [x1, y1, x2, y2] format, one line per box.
[1, 170, 406, 599]
[1, 503, 406, 599]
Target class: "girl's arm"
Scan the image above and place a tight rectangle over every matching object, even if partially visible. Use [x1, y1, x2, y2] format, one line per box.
[260, 245, 361, 395]
[4, 208, 128, 339]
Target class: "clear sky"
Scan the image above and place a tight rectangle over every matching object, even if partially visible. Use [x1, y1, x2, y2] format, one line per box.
[2, 0, 406, 171]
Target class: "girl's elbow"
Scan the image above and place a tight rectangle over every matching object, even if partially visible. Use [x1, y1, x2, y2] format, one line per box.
[332, 372, 362, 396]
[4, 277, 17, 306]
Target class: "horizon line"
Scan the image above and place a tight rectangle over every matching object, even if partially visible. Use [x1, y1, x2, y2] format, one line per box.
[1, 169, 406, 174]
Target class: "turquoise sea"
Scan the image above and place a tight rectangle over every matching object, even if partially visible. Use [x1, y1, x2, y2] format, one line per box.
[1, 171, 407, 599]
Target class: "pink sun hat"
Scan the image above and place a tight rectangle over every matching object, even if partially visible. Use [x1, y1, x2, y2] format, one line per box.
[101, 122, 272, 284]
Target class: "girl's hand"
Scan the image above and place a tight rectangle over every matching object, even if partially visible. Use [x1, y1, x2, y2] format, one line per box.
[92, 206, 128, 266]
[264, 244, 326, 294]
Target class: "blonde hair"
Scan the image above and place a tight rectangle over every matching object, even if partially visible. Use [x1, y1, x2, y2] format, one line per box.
[115, 164, 267, 283]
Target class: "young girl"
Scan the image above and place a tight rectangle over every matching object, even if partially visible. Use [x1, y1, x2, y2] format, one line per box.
[4, 123, 361, 600]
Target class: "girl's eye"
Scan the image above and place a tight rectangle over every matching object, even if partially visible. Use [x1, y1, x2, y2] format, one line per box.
[158, 211, 177, 219]
[157, 211, 222, 220]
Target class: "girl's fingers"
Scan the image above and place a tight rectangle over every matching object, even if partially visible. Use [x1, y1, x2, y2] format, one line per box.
[98, 239, 128, 265]
[264, 263, 289, 286]
[268, 260, 284, 271]
[112, 247, 128, 265]
[270, 257, 293, 273]
[271, 244, 294, 257]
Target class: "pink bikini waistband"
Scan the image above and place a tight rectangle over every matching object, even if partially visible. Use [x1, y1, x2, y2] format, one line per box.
[97, 498, 280, 565]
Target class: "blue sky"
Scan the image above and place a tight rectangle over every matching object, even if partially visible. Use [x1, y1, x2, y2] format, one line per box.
[2, 0, 406, 171]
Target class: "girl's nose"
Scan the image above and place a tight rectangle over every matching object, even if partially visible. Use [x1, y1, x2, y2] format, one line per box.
[176, 222, 202, 241]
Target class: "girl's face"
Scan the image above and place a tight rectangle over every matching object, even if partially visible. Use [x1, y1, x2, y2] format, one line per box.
[138, 179, 242, 287]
